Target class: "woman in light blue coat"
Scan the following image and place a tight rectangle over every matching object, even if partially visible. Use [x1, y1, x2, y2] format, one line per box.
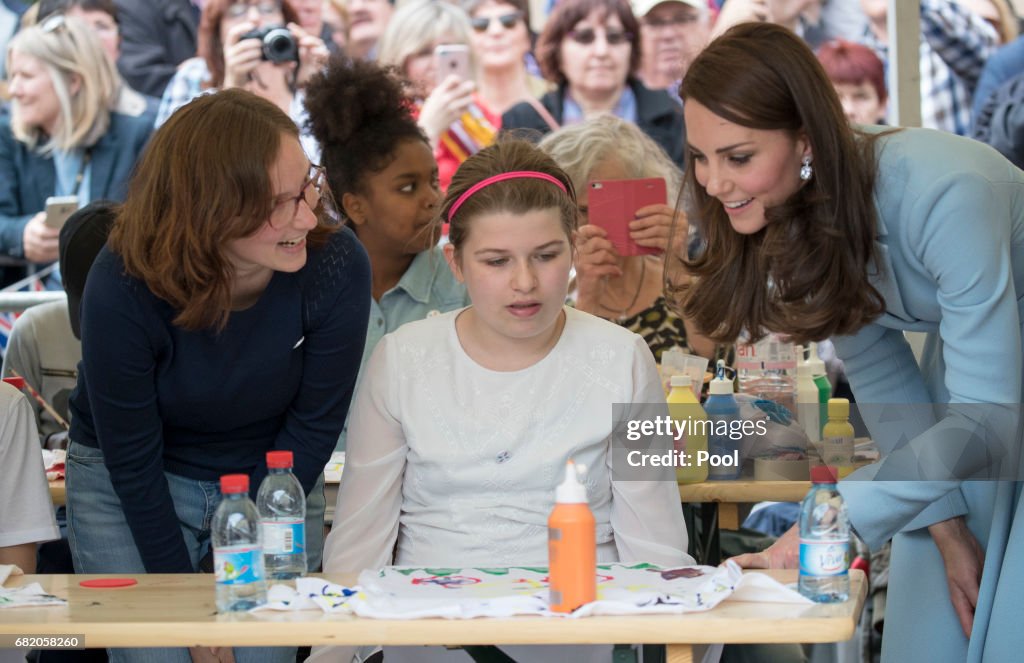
[671, 23, 1024, 662]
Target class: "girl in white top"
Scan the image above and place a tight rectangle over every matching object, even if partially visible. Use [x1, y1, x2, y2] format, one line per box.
[315, 139, 694, 663]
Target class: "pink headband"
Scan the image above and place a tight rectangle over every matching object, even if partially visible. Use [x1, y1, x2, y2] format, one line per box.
[447, 171, 568, 222]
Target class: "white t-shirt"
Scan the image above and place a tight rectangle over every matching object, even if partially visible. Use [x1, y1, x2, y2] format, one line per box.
[0, 383, 59, 547]
[323, 306, 692, 573]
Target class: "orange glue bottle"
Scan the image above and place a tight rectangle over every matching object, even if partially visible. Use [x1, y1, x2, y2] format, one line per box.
[548, 460, 596, 613]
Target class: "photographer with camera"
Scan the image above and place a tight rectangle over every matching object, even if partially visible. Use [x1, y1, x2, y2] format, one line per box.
[156, 0, 328, 159]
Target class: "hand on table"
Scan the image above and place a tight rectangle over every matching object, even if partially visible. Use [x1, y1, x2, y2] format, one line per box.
[930, 516, 985, 638]
[728, 523, 800, 570]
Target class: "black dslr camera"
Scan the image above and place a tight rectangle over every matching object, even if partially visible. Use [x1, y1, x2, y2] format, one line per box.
[239, 25, 298, 63]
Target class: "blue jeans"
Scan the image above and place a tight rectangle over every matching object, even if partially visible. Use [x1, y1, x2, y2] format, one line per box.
[66, 441, 326, 663]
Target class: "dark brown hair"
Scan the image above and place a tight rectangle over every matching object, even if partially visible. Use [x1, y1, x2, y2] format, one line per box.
[110, 88, 335, 331]
[672, 22, 887, 345]
[197, 0, 300, 88]
[441, 139, 577, 255]
[535, 0, 641, 86]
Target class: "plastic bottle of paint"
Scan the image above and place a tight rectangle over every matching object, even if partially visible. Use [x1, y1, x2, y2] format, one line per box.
[548, 461, 596, 613]
[703, 360, 742, 480]
[667, 374, 709, 483]
[822, 399, 856, 478]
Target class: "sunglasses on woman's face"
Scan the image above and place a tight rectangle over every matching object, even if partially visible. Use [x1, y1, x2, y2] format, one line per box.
[566, 27, 632, 45]
[470, 11, 523, 33]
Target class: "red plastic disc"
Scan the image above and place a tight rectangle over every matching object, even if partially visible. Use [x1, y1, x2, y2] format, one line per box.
[79, 578, 138, 588]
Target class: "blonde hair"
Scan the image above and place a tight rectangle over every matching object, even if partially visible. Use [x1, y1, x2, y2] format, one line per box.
[6, 15, 118, 154]
[377, 0, 473, 74]
[538, 114, 683, 197]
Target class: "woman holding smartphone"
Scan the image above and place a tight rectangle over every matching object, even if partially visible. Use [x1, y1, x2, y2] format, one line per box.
[0, 14, 153, 286]
[377, 0, 496, 190]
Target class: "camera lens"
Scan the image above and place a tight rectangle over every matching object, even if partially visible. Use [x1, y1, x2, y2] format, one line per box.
[262, 27, 298, 63]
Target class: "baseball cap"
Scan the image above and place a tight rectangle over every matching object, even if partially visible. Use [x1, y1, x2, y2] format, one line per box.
[58, 200, 117, 340]
[631, 0, 704, 19]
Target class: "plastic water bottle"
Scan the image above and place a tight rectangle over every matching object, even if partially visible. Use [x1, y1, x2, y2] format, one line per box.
[798, 466, 850, 603]
[703, 360, 742, 480]
[257, 451, 307, 579]
[213, 474, 267, 612]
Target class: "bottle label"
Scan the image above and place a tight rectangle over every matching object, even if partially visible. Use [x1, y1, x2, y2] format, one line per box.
[799, 540, 849, 576]
[261, 521, 305, 555]
[823, 435, 854, 467]
[214, 544, 264, 585]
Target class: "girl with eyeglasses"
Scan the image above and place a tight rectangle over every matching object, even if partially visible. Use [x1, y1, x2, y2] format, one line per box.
[303, 57, 470, 451]
[377, 0, 496, 191]
[1, 14, 154, 287]
[309, 138, 696, 663]
[156, 0, 329, 160]
[64, 89, 371, 663]
[501, 0, 685, 167]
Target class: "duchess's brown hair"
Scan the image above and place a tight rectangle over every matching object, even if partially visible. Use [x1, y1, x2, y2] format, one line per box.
[672, 22, 887, 345]
[109, 88, 334, 331]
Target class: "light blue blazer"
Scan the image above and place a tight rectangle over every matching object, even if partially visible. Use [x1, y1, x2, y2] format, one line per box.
[833, 126, 1024, 662]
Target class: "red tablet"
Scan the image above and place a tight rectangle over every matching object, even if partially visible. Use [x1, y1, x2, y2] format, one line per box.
[587, 178, 666, 257]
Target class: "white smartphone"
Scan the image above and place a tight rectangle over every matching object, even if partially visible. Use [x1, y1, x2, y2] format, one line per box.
[434, 44, 471, 85]
[44, 195, 80, 230]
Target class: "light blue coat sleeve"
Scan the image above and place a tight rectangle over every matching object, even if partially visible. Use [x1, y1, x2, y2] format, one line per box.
[835, 160, 1022, 549]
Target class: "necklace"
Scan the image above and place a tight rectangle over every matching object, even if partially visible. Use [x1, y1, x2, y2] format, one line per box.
[597, 258, 647, 322]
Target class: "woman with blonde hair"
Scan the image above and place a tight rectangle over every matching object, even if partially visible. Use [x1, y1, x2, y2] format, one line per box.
[539, 114, 724, 363]
[0, 13, 154, 286]
[378, 0, 497, 190]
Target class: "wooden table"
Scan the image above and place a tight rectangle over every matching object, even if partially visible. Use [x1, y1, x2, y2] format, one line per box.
[0, 571, 865, 662]
[678, 480, 811, 531]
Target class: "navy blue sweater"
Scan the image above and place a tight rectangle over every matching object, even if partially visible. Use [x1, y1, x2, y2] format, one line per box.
[69, 227, 371, 573]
